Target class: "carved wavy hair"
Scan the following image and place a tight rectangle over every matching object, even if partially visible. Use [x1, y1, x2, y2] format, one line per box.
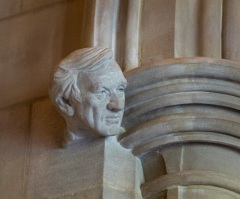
[49, 47, 113, 115]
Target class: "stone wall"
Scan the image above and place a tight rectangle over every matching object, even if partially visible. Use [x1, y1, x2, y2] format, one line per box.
[0, 0, 84, 198]
[0, 0, 84, 109]
[80, 0, 240, 68]
[2, 0, 240, 108]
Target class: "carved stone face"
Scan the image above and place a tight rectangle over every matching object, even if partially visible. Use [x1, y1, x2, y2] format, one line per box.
[73, 60, 127, 136]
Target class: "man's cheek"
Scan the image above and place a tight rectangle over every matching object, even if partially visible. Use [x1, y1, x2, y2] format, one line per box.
[91, 105, 101, 128]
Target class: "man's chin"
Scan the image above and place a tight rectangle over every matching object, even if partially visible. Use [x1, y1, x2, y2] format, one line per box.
[98, 126, 122, 136]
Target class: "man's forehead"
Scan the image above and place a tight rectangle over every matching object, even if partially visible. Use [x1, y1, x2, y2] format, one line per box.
[84, 62, 124, 77]
[85, 72, 126, 85]
[79, 67, 126, 88]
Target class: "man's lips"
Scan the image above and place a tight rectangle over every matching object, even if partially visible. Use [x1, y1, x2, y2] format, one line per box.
[105, 116, 120, 125]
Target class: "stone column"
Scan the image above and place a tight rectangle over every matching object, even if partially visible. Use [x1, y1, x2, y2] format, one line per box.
[120, 57, 240, 199]
[174, 0, 222, 58]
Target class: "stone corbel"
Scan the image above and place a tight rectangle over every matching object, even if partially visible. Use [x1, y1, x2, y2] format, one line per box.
[119, 57, 240, 199]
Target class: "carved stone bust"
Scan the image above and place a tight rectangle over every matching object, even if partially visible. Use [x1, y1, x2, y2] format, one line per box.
[49, 48, 127, 146]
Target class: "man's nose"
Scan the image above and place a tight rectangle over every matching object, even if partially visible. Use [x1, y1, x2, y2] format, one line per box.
[107, 95, 124, 112]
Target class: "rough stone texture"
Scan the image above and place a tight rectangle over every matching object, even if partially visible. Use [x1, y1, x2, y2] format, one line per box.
[168, 186, 240, 199]
[0, 6, 61, 108]
[93, 0, 119, 49]
[0, 0, 21, 19]
[61, 0, 84, 56]
[22, 0, 64, 11]
[123, 0, 142, 70]
[26, 99, 142, 199]
[141, 0, 175, 66]
[0, 104, 29, 199]
[222, 0, 240, 62]
[175, 0, 222, 58]
[103, 137, 143, 199]
[0, 0, 83, 109]
[161, 145, 240, 178]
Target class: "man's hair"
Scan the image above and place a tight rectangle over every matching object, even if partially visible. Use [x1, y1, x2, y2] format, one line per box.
[49, 47, 113, 115]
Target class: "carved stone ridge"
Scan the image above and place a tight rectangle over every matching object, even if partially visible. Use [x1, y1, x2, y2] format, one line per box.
[119, 57, 240, 199]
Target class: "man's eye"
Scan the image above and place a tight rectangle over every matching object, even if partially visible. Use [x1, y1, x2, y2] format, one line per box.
[94, 89, 106, 94]
[118, 87, 125, 92]
[97, 90, 106, 95]
[95, 90, 108, 100]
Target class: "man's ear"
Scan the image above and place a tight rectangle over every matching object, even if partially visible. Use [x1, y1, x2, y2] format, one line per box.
[56, 96, 74, 116]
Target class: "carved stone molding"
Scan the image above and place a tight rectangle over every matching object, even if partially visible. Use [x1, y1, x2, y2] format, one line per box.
[120, 57, 240, 199]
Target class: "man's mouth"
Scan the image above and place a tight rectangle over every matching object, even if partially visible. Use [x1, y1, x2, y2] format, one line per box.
[105, 116, 120, 125]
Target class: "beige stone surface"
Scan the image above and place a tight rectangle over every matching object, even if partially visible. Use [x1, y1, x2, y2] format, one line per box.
[0, 0, 82, 109]
[169, 186, 240, 199]
[103, 186, 141, 199]
[104, 136, 143, 198]
[0, 104, 30, 199]
[26, 99, 142, 198]
[79, 0, 95, 47]
[61, 0, 84, 57]
[124, 0, 142, 70]
[22, 0, 64, 11]
[175, 0, 222, 58]
[141, 0, 175, 66]
[222, 0, 240, 62]
[161, 144, 240, 178]
[26, 98, 76, 198]
[81, 0, 119, 51]
[167, 188, 178, 199]
[93, 0, 119, 49]
[142, 169, 240, 199]
[53, 186, 103, 199]
[0, 0, 21, 19]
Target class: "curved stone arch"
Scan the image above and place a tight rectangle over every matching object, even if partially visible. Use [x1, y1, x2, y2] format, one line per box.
[141, 170, 240, 199]
[121, 57, 240, 199]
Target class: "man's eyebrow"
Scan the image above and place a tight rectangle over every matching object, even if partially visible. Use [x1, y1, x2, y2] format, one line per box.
[120, 80, 127, 87]
[92, 83, 107, 90]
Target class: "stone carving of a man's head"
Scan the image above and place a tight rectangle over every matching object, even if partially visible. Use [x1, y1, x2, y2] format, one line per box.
[49, 48, 127, 145]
